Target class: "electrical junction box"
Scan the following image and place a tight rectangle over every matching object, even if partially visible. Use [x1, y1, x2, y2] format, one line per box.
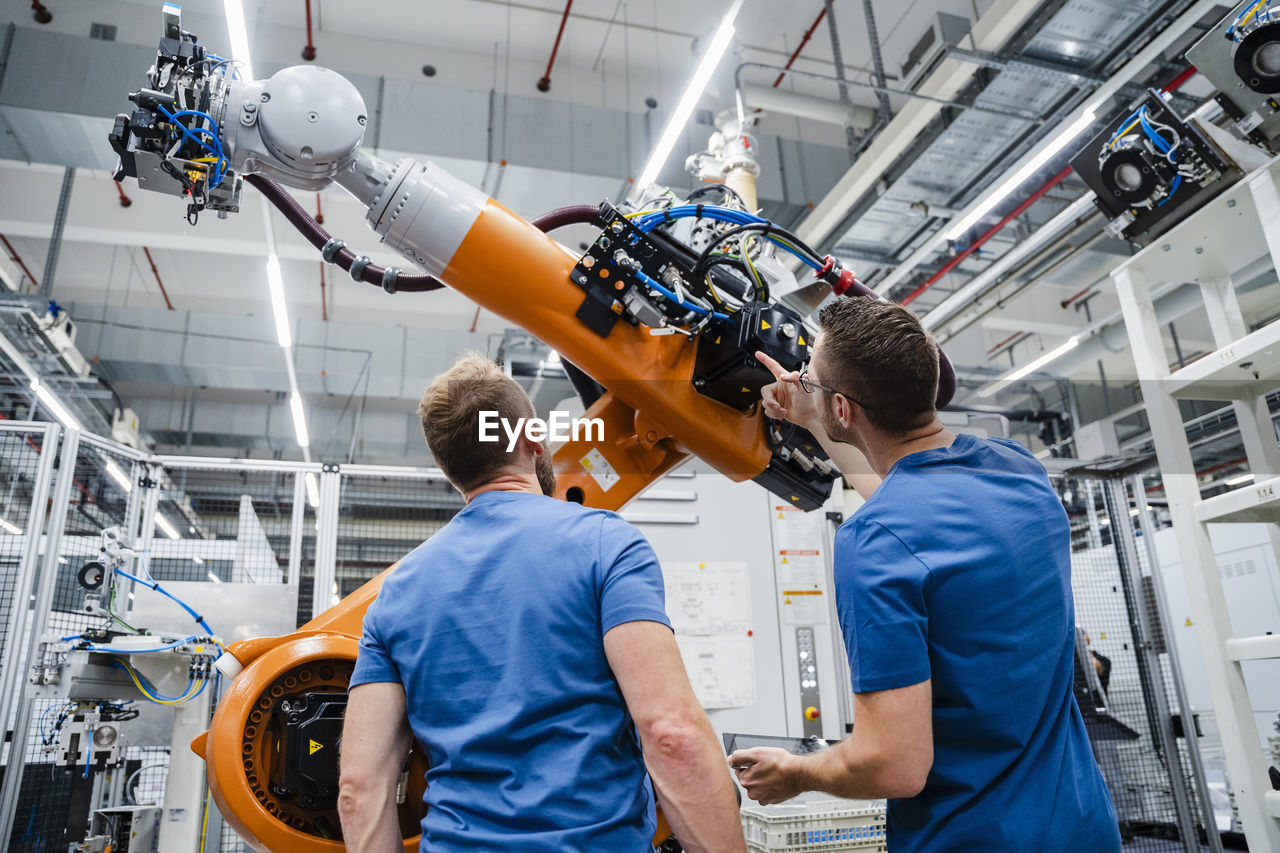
[1074, 420, 1121, 462]
[79, 805, 160, 853]
[901, 13, 972, 93]
[1187, 0, 1280, 154]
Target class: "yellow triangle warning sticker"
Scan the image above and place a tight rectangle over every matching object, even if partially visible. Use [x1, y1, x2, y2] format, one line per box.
[715, 336, 721, 344]
[778, 512, 785, 519]
[761, 320, 771, 330]
[309, 739, 324, 756]
[741, 386, 750, 393]
[784, 597, 792, 604]
[1185, 618, 1192, 626]
[781, 557, 789, 564]
[798, 336, 806, 346]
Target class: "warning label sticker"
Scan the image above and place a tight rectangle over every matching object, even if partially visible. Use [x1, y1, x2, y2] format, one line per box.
[580, 448, 620, 492]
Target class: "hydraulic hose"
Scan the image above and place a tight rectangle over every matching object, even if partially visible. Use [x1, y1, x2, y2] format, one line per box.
[529, 203, 606, 233]
[247, 174, 445, 293]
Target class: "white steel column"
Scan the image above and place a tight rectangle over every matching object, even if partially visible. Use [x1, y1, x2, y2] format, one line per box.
[288, 472, 306, 589]
[0, 423, 59, 767]
[0, 429, 81, 850]
[311, 468, 341, 619]
[1113, 267, 1280, 851]
[1248, 164, 1280, 274]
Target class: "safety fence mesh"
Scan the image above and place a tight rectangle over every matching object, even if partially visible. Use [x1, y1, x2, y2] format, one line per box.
[1060, 475, 1218, 853]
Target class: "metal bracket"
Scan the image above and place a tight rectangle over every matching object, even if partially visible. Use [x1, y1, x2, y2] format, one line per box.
[946, 47, 1105, 90]
[137, 476, 158, 489]
[321, 462, 340, 474]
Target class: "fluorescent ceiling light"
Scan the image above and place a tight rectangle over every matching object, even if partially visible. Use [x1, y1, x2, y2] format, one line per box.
[222, 0, 255, 81]
[0, 518, 21, 535]
[207, 571, 222, 584]
[30, 380, 83, 431]
[635, 0, 744, 191]
[154, 512, 181, 540]
[289, 392, 310, 448]
[193, 556, 205, 565]
[1225, 473, 1255, 486]
[979, 335, 1081, 398]
[266, 254, 292, 348]
[946, 110, 1096, 241]
[305, 472, 320, 508]
[104, 459, 133, 493]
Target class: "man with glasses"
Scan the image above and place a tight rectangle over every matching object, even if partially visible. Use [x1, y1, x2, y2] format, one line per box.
[730, 298, 1118, 853]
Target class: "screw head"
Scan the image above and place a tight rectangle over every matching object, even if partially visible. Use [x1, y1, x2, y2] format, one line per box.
[261, 92, 271, 102]
[1195, 247, 1204, 254]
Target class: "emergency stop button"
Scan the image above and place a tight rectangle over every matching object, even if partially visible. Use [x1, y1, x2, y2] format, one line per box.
[804, 706, 820, 721]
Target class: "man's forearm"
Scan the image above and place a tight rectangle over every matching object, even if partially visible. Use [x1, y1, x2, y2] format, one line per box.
[643, 717, 746, 853]
[337, 783, 403, 853]
[792, 737, 916, 801]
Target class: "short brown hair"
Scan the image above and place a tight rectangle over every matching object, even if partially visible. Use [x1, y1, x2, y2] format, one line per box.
[816, 298, 939, 433]
[417, 353, 535, 491]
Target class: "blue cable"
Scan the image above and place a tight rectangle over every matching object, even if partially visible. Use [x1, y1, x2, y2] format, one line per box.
[632, 204, 823, 269]
[82, 636, 198, 654]
[154, 104, 228, 189]
[83, 734, 91, 778]
[116, 565, 220, 639]
[632, 269, 728, 321]
[1157, 175, 1182, 207]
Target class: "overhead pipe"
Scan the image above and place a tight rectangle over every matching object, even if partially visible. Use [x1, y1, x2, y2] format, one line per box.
[773, 7, 827, 87]
[901, 166, 1074, 306]
[537, 0, 574, 92]
[30, 1, 51, 24]
[302, 0, 316, 61]
[114, 180, 132, 208]
[141, 247, 175, 311]
[814, 0, 1223, 276]
[740, 83, 875, 131]
[319, 261, 327, 322]
[900, 63, 1198, 309]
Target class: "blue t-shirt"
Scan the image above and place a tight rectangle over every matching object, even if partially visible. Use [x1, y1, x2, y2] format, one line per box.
[351, 490, 671, 852]
[835, 434, 1120, 853]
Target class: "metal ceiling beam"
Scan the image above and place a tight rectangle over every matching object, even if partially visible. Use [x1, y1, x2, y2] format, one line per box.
[794, 0, 1046, 249]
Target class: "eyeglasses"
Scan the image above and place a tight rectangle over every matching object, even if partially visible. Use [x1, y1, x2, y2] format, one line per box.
[798, 366, 872, 410]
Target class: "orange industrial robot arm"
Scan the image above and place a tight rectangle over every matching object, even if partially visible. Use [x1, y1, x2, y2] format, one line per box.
[111, 9, 955, 849]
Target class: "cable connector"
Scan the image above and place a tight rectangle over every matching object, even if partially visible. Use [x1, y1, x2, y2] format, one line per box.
[814, 255, 857, 296]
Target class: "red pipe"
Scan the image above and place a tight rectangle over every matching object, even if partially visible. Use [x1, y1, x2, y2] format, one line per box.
[114, 180, 133, 208]
[985, 330, 1027, 357]
[141, 247, 176, 311]
[31, 1, 51, 24]
[314, 193, 324, 225]
[469, 305, 482, 333]
[1145, 456, 1247, 493]
[900, 65, 1198, 308]
[1060, 285, 1095, 309]
[537, 0, 574, 92]
[302, 0, 316, 61]
[902, 166, 1074, 306]
[1162, 65, 1197, 94]
[319, 261, 328, 322]
[774, 8, 828, 87]
[0, 235, 40, 291]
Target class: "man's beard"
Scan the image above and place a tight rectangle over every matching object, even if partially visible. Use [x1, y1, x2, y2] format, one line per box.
[535, 448, 557, 496]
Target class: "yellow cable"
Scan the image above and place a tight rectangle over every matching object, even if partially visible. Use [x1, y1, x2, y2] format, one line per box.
[1240, 0, 1268, 27]
[199, 786, 212, 853]
[189, 157, 219, 163]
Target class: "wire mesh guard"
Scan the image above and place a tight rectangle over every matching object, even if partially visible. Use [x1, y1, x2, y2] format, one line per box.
[0, 427, 52, 728]
[1060, 476, 1217, 852]
[740, 795, 886, 852]
[6, 436, 143, 853]
[323, 471, 461, 616]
